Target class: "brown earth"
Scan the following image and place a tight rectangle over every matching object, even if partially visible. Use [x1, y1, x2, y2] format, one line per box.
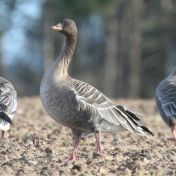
[0, 97, 175, 176]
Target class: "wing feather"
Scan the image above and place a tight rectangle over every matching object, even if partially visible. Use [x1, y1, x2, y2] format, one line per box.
[71, 79, 153, 135]
[155, 78, 176, 123]
[0, 78, 17, 122]
[162, 102, 176, 117]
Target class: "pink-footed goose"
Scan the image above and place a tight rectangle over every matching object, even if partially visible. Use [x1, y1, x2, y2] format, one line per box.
[40, 19, 153, 162]
[155, 69, 176, 143]
[0, 77, 17, 138]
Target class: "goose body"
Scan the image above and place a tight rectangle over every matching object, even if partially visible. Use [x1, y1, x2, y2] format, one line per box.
[41, 76, 150, 135]
[155, 69, 176, 142]
[40, 19, 153, 162]
[0, 77, 17, 137]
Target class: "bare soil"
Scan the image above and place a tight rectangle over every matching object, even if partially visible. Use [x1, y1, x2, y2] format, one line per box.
[0, 97, 175, 176]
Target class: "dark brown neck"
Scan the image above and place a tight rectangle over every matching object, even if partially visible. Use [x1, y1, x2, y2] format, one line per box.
[62, 34, 77, 64]
[56, 33, 77, 78]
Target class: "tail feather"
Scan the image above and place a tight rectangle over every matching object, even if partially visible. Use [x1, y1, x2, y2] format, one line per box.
[0, 112, 12, 124]
[140, 126, 153, 136]
[126, 110, 140, 121]
[116, 105, 153, 136]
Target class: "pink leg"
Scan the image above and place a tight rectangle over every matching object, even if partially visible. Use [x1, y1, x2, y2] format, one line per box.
[95, 132, 103, 156]
[63, 137, 80, 164]
[171, 125, 176, 142]
[1, 131, 4, 138]
[167, 125, 176, 143]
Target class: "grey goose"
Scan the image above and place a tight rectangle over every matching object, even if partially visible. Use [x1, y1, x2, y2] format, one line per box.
[155, 69, 176, 142]
[40, 19, 153, 163]
[0, 77, 17, 138]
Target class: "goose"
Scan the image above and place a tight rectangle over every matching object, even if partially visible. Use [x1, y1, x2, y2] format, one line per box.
[155, 69, 176, 143]
[40, 19, 153, 162]
[0, 77, 17, 138]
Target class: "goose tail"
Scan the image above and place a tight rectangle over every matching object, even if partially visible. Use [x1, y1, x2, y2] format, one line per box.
[0, 112, 12, 124]
[116, 105, 153, 136]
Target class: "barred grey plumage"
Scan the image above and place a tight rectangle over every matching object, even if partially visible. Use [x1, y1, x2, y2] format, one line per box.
[0, 77, 17, 138]
[155, 69, 176, 142]
[40, 19, 153, 163]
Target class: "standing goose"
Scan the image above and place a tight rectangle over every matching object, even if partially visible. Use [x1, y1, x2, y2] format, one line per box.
[155, 69, 176, 142]
[40, 19, 153, 162]
[0, 77, 17, 138]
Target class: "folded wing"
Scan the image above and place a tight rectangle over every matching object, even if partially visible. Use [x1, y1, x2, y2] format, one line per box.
[71, 80, 153, 136]
[155, 79, 176, 125]
[0, 78, 17, 123]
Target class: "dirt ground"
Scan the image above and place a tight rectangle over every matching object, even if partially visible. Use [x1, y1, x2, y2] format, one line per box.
[0, 97, 175, 176]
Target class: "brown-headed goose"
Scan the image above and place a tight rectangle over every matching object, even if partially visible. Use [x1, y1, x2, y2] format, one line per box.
[0, 77, 17, 138]
[40, 19, 153, 163]
[155, 69, 176, 143]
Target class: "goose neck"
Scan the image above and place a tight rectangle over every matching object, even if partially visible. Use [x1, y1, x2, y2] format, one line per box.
[55, 34, 77, 79]
[62, 35, 77, 64]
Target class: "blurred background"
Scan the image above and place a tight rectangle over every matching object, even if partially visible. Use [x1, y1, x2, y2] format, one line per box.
[0, 0, 176, 98]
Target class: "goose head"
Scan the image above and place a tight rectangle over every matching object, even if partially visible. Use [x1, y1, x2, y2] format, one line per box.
[51, 19, 77, 38]
[167, 68, 176, 80]
[169, 68, 176, 79]
[171, 68, 176, 76]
